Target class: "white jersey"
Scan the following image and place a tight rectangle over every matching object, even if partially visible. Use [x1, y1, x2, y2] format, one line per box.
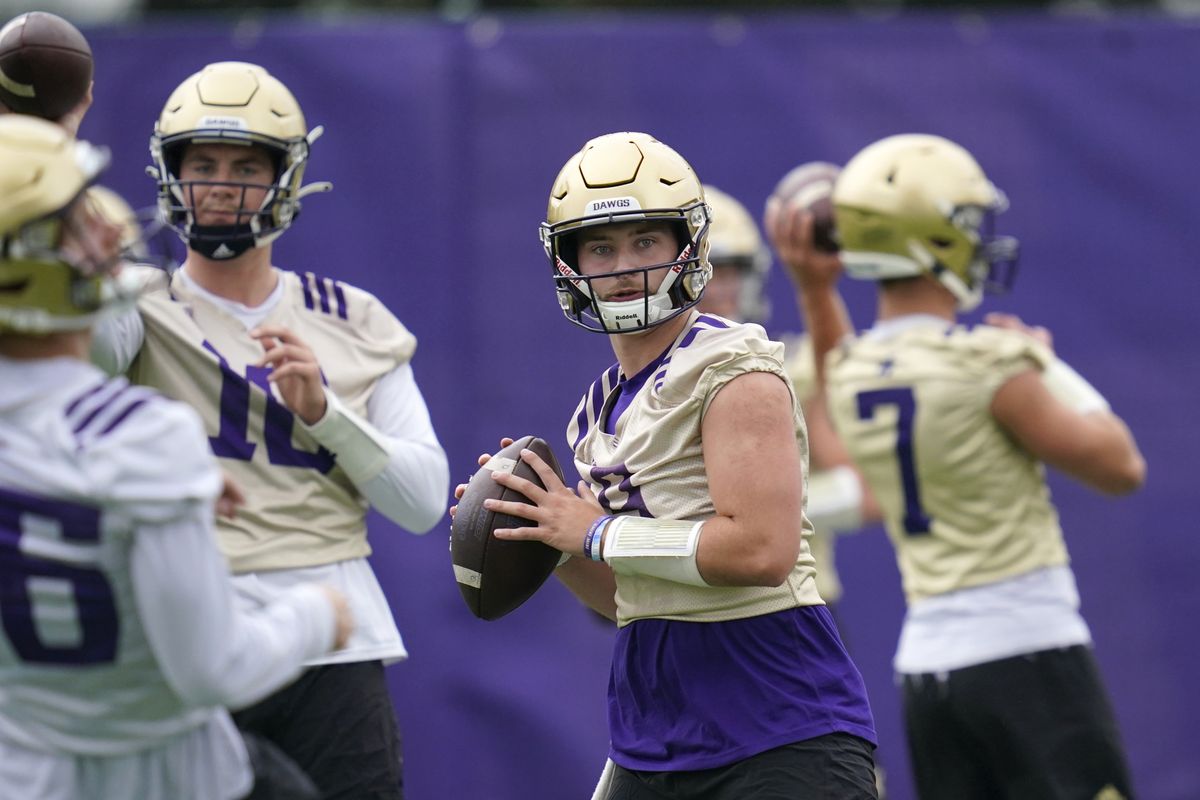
[0, 356, 335, 798]
[568, 312, 823, 625]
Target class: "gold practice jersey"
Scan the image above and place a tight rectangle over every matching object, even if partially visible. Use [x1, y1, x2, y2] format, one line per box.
[117, 266, 415, 573]
[568, 312, 823, 626]
[826, 317, 1068, 603]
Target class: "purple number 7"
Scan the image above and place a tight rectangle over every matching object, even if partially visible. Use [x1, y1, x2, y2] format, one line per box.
[0, 487, 119, 665]
[856, 387, 932, 536]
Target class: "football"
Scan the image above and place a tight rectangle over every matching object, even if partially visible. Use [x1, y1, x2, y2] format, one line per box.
[0, 12, 93, 121]
[451, 436, 565, 621]
[770, 161, 841, 253]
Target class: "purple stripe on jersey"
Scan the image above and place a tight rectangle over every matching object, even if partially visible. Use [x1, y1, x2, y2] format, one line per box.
[315, 277, 331, 314]
[593, 365, 618, 421]
[301, 273, 316, 310]
[573, 364, 620, 449]
[69, 381, 130, 436]
[333, 281, 349, 320]
[605, 347, 670, 436]
[571, 402, 590, 450]
[74, 388, 154, 441]
[695, 314, 731, 330]
[608, 605, 877, 772]
[64, 381, 110, 417]
[676, 316, 731, 353]
[96, 397, 151, 438]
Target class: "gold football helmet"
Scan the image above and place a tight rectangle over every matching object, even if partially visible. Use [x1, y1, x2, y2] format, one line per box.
[833, 133, 1019, 311]
[0, 116, 131, 334]
[148, 61, 331, 260]
[540, 132, 711, 333]
[702, 185, 771, 323]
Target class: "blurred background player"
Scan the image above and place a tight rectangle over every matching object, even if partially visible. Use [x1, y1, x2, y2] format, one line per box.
[0, 113, 351, 800]
[456, 131, 878, 799]
[702, 183, 879, 617]
[90, 61, 450, 800]
[781, 132, 1145, 800]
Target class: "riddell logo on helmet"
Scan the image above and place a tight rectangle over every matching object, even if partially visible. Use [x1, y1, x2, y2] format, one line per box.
[586, 197, 641, 215]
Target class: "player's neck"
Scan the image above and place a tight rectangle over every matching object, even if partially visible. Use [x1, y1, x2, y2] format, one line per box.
[182, 246, 278, 307]
[0, 330, 91, 361]
[877, 276, 957, 323]
[609, 312, 689, 377]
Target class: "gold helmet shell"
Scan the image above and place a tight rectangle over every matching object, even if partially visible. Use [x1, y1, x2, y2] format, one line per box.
[833, 133, 1019, 311]
[148, 61, 331, 258]
[540, 131, 711, 333]
[703, 184, 771, 323]
[0, 115, 129, 334]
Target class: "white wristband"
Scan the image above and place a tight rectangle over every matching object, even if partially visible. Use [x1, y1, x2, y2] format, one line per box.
[601, 517, 708, 587]
[806, 465, 864, 533]
[302, 388, 392, 484]
[1041, 358, 1110, 415]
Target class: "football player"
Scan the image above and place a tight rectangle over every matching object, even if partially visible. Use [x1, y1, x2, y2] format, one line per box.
[0, 114, 351, 800]
[701, 184, 880, 614]
[771, 133, 1144, 799]
[89, 62, 449, 800]
[456, 132, 878, 799]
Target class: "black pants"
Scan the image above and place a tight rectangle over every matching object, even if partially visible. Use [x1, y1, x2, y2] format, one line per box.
[234, 660, 404, 800]
[605, 733, 878, 800]
[242, 733, 320, 800]
[902, 645, 1133, 800]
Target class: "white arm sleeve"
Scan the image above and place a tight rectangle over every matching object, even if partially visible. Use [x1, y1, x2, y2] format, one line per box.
[302, 363, 449, 534]
[90, 307, 146, 376]
[130, 500, 337, 711]
[1041, 357, 1111, 415]
[806, 465, 865, 534]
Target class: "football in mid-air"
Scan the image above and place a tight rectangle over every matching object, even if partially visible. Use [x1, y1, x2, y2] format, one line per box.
[451, 436, 565, 621]
[770, 161, 841, 253]
[0, 12, 93, 121]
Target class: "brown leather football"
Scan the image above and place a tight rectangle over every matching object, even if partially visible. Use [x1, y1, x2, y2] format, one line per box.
[451, 436, 564, 621]
[770, 161, 841, 254]
[0, 12, 93, 121]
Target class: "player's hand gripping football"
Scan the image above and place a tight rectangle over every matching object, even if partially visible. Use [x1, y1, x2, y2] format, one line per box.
[764, 198, 843, 292]
[251, 325, 328, 425]
[450, 438, 607, 559]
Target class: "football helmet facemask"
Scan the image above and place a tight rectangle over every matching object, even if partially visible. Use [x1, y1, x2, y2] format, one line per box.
[703, 185, 771, 323]
[0, 116, 134, 334]
[541, 132, 711, 334]
[148, 61, 332, 261]
[833, 133, 1019, 311]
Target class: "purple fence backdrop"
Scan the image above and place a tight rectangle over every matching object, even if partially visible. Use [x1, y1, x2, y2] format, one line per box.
[78, 11, 1198, 799]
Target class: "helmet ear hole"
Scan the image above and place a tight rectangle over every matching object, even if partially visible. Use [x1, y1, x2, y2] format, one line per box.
[556, 231, 580, 271]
